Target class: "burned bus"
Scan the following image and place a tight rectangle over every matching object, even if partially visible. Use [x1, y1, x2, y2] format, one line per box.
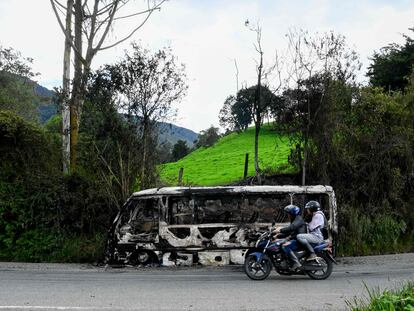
[105, 185, 338, 266]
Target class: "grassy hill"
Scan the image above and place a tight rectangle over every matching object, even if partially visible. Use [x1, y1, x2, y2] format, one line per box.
[159, 126, 295, 186]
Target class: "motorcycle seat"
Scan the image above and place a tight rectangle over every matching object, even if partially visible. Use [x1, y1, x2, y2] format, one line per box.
[313, 243, 328, 251]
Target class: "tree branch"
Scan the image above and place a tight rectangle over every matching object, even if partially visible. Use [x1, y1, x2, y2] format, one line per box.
[50, 0, 87, 65]
[93, 0, 129, 34]
[93, 0, 120, 52]
[233, 58, 239, 92]
[113, 7, 160, 21]
[98, 0, 166, 51]
[84, 0, 100, 64]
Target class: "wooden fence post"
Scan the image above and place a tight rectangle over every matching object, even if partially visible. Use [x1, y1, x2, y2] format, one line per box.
[178, 167, 184, 186]
[243, 153, 249, 180]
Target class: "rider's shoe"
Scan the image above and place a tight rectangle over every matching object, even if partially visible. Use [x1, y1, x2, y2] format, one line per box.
[307, 253, 317, 261]
[291, 262, 302, 270]
[287, 251, 302, 270]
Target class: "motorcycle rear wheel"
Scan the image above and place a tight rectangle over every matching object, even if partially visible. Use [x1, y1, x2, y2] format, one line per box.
[306, 252, 333, 280]
[244, 254, 273, 280]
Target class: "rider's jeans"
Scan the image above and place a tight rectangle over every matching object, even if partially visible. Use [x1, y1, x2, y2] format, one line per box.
[296, 233, 323, 253]
[282, 240, 297, 253]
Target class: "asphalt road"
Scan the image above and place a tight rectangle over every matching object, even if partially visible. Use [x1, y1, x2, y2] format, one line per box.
[0, 253, 413, 311]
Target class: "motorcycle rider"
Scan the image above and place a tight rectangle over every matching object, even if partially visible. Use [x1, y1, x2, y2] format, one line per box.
[273, 204, 306, 270]
[297, 200, 326, 261]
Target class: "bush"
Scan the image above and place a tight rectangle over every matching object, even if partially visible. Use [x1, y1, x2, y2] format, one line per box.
[52, 233, 106, 263]
[348, 282, 414, 310]
[338, 205, 409, 256]
[0, 111, 115, 263]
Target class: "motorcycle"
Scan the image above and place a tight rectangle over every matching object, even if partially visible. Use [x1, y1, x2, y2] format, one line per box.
[244, 228, 336, 280]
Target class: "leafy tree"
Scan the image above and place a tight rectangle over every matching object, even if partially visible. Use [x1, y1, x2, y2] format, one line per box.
[279, 29, 361, 185]
[333, 84, 414, 207]
[107, 43, 187, 189]
[274, 74, 353, 183]
[50, 0, 166, 173]
[0, 46, 39, 122]
[76, 66, 144, 207]
[232, 97, 253, 131]
[172, 140, 190, 161]
[0, 46, 37, 78]
[219, 85, 280, 133]
[195, 126, 220, 148]
[316, 80, 414, 255]
[367, 28, 414, 92]
[2, 74, 144, 257]
[0, 111, 61, 261]
[0, 111, 59, 177]
[219, 89, 254, 131]
[219, 95, 237, 131]
[219, 94, 252, 132]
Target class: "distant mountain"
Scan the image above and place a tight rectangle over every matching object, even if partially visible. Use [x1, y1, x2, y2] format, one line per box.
[158, 122, 198, 148]
[35, 83, 54, 98]
[34, 83, 57, 124]
[35, 84, 198, 147]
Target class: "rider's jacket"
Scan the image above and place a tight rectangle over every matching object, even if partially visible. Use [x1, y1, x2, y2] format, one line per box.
[279, 215, 307, 239]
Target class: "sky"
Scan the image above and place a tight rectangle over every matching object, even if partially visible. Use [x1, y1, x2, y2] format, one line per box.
[0, 0, 413, 132]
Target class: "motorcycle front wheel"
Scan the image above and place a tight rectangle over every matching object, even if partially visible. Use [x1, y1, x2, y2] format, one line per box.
[306, 252, 333, 280]
[244, 254, 273, 280]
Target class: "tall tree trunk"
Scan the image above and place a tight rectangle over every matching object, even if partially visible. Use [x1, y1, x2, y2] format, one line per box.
[254, 120, 261, 184]
[140, 120, 148, 189]
[302, 136, 308, 186]
[70, 0, 83, 172]
[302, 98, 311, 186]
[62, 0, 73, 174]
[117, 142, 129, 202]
[254, 51, 263, 184]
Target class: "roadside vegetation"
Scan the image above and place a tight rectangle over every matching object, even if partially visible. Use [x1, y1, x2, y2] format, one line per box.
[348, 282, 414, 311]
[0, 43, 187, 262]
[1, 25, 414, 262]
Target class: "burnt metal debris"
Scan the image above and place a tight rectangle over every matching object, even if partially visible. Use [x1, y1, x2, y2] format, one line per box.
[105, 185, 337, 266]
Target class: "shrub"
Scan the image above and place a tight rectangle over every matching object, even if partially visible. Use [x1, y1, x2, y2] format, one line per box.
[338, 205, 408, 256]
[348, 282, 414, 311]
[0, 111, 115, 263]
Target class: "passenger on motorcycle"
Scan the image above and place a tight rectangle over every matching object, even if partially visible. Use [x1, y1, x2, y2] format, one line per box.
[297, 200, 326, 261]
[273, 204, 307, 270]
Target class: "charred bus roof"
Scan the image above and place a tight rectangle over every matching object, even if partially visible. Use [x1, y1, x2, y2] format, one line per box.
[131, 185, 334, 198]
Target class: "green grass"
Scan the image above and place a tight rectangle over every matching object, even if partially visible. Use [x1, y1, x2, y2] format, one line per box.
[159, 126, 295, 186]
[348, 282, 414, 310]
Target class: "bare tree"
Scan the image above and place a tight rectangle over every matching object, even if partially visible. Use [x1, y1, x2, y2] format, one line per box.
[245, 20, 282, 184]
[284, 29, 361, 185]
[50, 0, 166, 173]
[233, 59, 239, 92]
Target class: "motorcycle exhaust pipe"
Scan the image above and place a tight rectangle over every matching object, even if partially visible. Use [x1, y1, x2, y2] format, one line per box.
[324, 251, 337, 264]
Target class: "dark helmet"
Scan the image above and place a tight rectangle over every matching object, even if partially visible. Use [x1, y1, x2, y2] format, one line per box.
[305, 200, 320, 213]
[284, 204, 301, 216]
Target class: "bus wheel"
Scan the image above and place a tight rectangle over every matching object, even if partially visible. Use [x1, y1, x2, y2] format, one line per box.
[130, 250, 156, 265]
